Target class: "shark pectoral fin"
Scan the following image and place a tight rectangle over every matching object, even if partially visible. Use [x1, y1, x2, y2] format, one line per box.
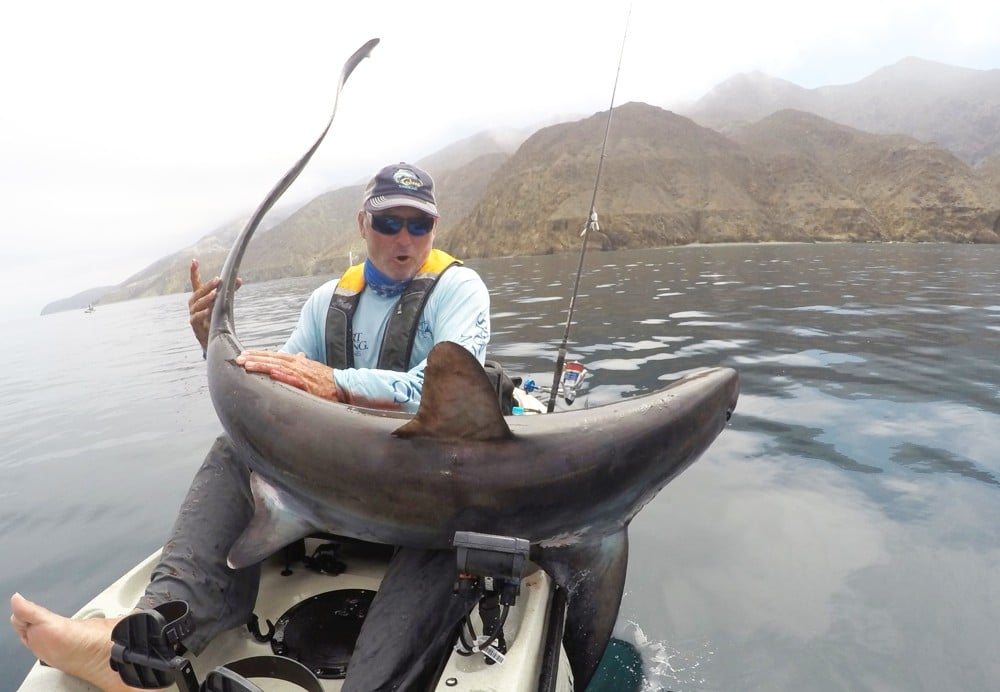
[393, 341, 512, 441]
[226, 473, 317, 570]
[540, 530, 630, 691]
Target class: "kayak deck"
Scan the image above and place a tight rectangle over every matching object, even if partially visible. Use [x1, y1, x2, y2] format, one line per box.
[18, 538, 573, 691]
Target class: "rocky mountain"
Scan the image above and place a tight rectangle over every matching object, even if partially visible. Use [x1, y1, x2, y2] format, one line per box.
[730, 109, 1000, 243]
[96, 206, 298, 305]
[977, 152, 1000, 190]
[444, 103, 1000, 258]
[416, 126, 535, 175]
[80, 129, 530, 309]
[43, 58, 1000, 314]
[447, 102, 763, 256]
[686, 57, 1000, 166]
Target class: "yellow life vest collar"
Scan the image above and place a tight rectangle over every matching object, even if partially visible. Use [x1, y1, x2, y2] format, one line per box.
[335, 249, 462, 295]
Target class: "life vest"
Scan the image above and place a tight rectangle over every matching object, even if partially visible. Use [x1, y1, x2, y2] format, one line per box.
[324, 249, 462, 370]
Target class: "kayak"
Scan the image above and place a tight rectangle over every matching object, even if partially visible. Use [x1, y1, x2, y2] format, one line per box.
[17, 533, 574, 691]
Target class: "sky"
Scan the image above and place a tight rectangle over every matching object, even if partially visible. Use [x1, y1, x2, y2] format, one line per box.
[3, 0, 999, 322]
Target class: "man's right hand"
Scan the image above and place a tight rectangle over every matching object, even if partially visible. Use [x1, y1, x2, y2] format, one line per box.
[188, 258, 240, 351]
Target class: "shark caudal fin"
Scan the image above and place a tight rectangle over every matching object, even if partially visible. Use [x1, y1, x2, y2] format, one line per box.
[393, 341, 512, 442]
[540, 530, 630, 691]
[227, 473, 317, 569]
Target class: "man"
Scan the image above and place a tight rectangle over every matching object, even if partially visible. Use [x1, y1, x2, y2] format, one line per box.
[11, 162, 492, 691]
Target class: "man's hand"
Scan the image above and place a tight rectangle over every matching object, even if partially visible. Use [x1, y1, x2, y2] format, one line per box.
[236, 350, 340, 401]
[188, 258, 241, 351]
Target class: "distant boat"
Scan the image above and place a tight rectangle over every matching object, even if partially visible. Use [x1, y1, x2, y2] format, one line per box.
[84, 304, 95, 314]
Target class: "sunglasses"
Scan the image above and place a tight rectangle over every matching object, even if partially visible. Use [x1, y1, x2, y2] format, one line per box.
[368, 213, 436, 236]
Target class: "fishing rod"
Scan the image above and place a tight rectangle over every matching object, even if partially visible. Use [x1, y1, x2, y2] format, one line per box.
[545, 8, 631, 413]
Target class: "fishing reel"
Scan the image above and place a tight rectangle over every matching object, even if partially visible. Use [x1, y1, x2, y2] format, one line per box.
[560, 361, 589, 405]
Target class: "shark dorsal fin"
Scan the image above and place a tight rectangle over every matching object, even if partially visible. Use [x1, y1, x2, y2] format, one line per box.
[393, 341, 512, 442]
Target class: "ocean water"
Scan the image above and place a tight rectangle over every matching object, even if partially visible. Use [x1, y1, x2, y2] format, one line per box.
[1, 243, 998, 690]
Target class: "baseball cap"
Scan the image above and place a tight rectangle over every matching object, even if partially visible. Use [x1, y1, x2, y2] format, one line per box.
[363, 162, 439, 217]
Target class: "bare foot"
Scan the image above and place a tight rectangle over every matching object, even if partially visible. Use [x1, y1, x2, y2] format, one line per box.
[10, 592, 145, 691]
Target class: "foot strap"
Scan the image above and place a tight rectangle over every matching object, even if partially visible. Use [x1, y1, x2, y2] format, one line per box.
[109, 600, 322, 692]
[110, 600, 197, 690]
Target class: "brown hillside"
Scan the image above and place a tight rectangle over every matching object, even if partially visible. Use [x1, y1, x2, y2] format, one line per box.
[445, 103, 1000, 257]
[446, 102, 766, 257]
[242, 185, 363, 281]
[734, 110, 1000, 242]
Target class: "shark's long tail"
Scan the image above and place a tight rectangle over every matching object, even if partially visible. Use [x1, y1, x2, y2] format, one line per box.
[208, 38, 379, 354]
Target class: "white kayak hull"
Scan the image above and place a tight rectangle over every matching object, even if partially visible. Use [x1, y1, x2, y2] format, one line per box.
[18, 537, 573, 691]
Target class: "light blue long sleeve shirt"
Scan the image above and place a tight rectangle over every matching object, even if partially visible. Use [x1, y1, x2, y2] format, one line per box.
[280, 265, 490, 413]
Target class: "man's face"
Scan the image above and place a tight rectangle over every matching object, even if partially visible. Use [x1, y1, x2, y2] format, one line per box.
[358, 206, 436, 281]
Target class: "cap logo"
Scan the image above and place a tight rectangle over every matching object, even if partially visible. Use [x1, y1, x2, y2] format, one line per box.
[393, 168, 422, 190]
